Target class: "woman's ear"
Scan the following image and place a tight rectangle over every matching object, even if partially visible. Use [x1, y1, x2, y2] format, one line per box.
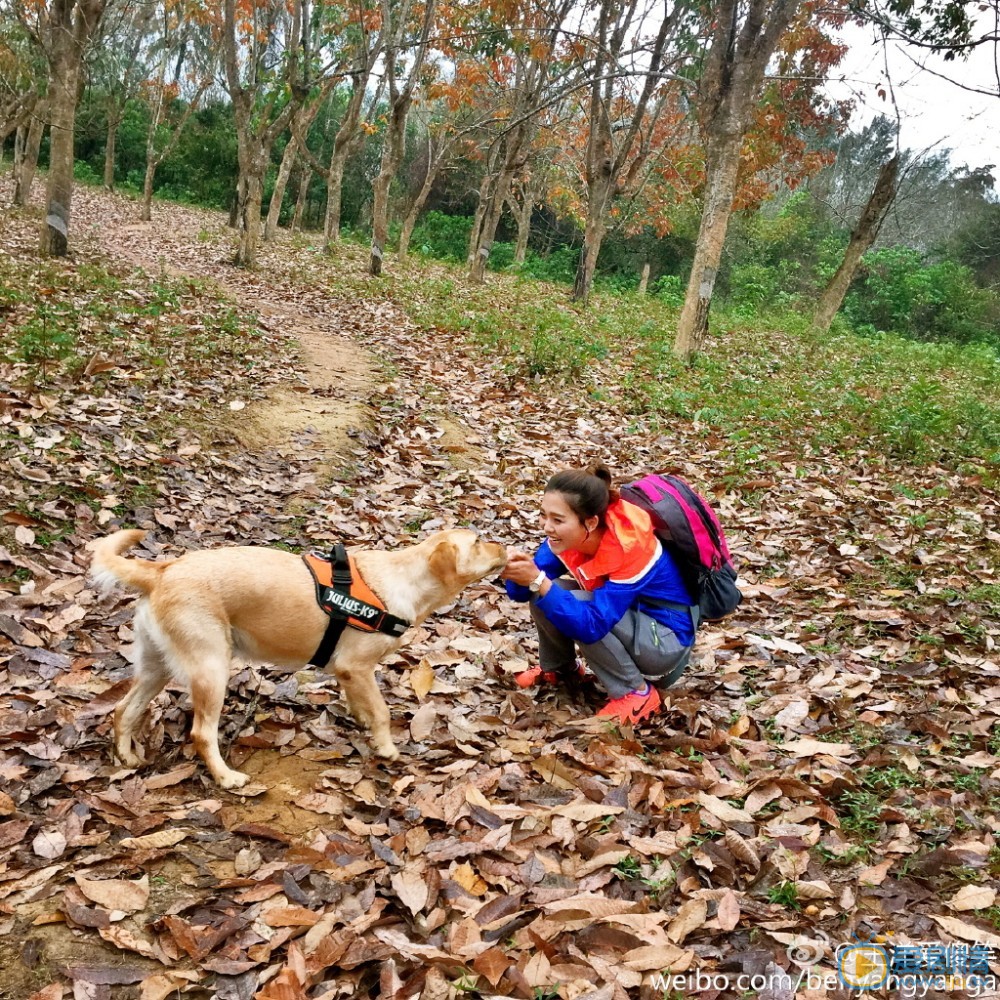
[584, 516, 600, 535]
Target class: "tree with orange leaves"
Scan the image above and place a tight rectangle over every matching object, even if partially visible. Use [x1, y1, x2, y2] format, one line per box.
[368, 0, 438, 276]
[673, 0, 846, 361]
[137, 0, 215, 222]
[221, 0, 345, 266]
[465, 0, 581, 284]
[568, 0, 695, 304]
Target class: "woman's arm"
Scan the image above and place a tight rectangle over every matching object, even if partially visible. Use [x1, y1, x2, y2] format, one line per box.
[534, 580, 639, 644]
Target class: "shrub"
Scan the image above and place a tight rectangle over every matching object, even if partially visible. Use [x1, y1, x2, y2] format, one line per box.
[73, 160, 102, 185]
[521, 246, 580, 285]
[845, 246, 997, 347]
[411, 211, 473, 262]
[650, 274, 685, 307]
[488, 241, 516, 270]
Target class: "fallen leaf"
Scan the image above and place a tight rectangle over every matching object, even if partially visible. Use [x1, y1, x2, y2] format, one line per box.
[698, 792, 752, 823]
[717, 889, 741, 931]
[928, 915, 1000, 949]
[33, 829, 67, 859]
[391, 868, 429, 915]
[667, 898, 708, 944]
[858, 859, 894, 885]
[949, 885, 997, 912]
[118, 829, 191, 850]
[452, 862, 488, 895]
[410, 659, 436, 700]
[75, 875, 150, 913]
[622, 944, 695, 972]
[409, 701, 437, 741]
[781, 739, 854, 758]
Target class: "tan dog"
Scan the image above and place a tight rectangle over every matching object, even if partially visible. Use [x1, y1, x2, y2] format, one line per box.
[89, 528, 507, 788]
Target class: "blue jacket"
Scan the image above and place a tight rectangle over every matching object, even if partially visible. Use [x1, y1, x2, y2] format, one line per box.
[506, 515, 695, 646]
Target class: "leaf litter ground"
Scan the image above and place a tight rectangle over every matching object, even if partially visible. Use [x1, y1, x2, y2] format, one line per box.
[2, 182, 1000, 1000]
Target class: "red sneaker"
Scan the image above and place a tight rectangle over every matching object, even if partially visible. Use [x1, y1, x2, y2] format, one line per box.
[515, 665, 559, 689]
[597, 684, 662, 724]
[514, 663, 587, 689]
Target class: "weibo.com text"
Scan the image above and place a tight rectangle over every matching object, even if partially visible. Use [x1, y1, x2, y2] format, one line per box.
[651, 969, 1000, 996]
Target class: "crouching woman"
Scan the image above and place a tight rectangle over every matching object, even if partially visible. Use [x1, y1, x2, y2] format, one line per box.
[501, 463, 695, 723]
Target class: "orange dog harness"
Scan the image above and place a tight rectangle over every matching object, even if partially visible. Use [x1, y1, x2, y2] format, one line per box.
[302, 544, 410, 665]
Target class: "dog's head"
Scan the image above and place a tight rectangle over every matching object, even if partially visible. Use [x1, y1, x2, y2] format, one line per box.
[427, 529, 507, 592]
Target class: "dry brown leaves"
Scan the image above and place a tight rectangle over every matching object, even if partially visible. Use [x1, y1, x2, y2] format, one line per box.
[2, 185, 1000, 999]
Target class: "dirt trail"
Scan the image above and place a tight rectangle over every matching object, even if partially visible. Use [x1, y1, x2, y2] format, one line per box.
[109, 218, 378, 461]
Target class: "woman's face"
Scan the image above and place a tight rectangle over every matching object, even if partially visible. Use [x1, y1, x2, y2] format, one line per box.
[541, 491, 597, 554]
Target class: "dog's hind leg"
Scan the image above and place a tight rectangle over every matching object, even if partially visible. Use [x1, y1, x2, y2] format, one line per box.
[114, 609, 170, 767]
[332, 659, 399, 760]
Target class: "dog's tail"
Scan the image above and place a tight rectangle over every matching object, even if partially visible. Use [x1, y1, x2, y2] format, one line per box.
[88, 530, 164, 596]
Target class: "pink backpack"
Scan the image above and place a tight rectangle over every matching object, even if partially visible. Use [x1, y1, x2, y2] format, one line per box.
[620, 474, 742, 624]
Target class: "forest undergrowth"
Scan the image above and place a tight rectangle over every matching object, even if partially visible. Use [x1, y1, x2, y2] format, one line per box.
[1, 183, 999, 999]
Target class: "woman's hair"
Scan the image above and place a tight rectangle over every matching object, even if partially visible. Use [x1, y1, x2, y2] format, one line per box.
[545, 463, 620, 523]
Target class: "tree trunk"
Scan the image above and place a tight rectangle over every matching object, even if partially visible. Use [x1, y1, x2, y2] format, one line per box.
[229, 174, 244, 228]
[264, 138, 297, 240]
[672, 0, 801, 363]
[292, 165, 309, 231]
[319, 72, 379, 250]
[469, 184, 508, 282]
[235, 152, 266, 266]
[323, 141, 353, 247]
[470, 134, 525, 282]
[638, 261, 650, 295]
[103, 107, 120, 189]
[397, 143, 445, 261]
[813, 154, 899, 331]
[513, 181, 534, 265]
[673, 138, 742, 360]
[140, 159, 156, 221]
[41, 49, 81, 256]
[13, 107, 45, 206]
[265, 96, 327, 240]
[572, 168, 612, 303]
[572, 216, 604, 303]
[369, 101, 409, 276]
[12, 125, 25, 191]
[0, 92, 38, 148]
[467, 172, 492, 266]
[370, 173, 390, 275]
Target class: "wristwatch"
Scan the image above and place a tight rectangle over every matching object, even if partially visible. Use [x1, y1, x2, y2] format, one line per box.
[528, 570, 547, 593]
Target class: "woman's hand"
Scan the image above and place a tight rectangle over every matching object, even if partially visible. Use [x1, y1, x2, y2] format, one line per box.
[501, 550, 543, 587]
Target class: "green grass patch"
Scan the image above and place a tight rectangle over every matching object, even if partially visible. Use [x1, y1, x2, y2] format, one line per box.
[318, 240, 1000, 477]
[0, 236, 280, 550]
[0, 252, 264, 384]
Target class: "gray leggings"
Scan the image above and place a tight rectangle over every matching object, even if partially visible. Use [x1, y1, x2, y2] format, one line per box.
[531, 579, 694, 699]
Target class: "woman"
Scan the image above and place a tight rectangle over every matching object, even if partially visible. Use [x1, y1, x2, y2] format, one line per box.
[501, 464, 696, 723]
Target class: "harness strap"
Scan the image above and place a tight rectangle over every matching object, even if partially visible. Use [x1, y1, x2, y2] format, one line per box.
[303, 545, 410, 667]
[331, 542, 352, 590]
[309, 616, 347, 667]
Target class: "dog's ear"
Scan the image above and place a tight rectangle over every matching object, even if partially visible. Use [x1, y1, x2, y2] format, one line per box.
[428, 538, 459, 589]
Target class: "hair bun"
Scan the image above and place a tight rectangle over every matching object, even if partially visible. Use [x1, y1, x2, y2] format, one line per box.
[586, 463, 613, 486]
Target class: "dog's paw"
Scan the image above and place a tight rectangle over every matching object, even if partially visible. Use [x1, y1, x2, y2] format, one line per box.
[217, 770, 251, 790]
[374, 743, 400, 761]
[116, 748, 142, 768]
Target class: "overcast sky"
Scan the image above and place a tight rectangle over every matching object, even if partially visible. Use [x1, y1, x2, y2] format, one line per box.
[828, 24, 999, 174]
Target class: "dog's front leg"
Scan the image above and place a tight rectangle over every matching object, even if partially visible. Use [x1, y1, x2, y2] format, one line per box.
[332, 658, 399, 760]
[189, 668, 250, 789]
